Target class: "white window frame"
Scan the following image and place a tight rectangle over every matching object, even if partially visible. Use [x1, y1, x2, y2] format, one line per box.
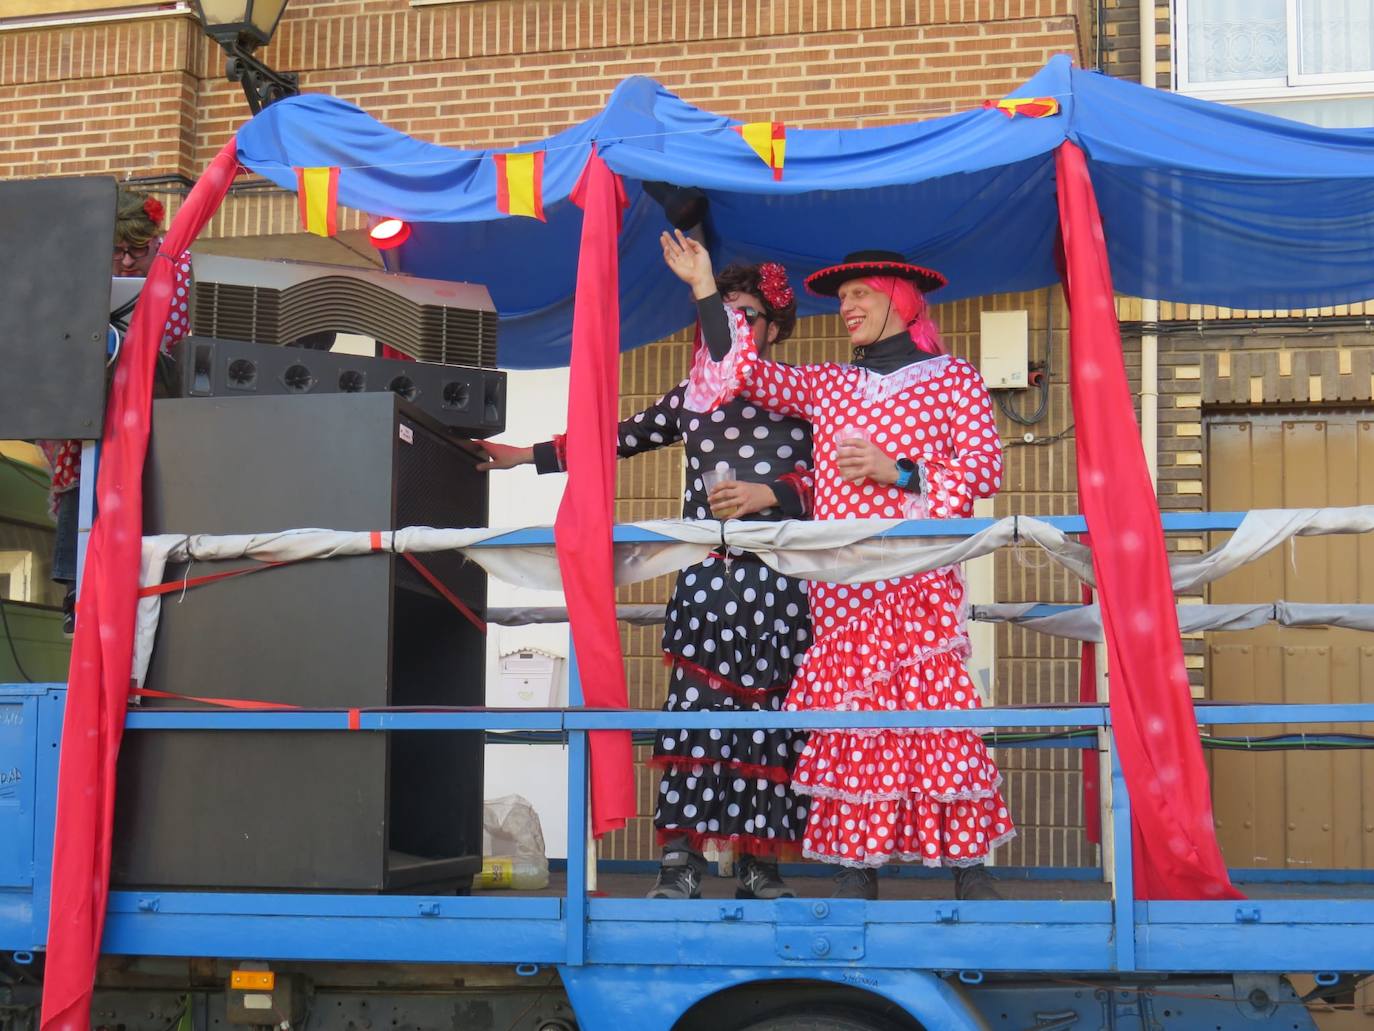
[1174, 0, 1374, 102]
[0, 551, 34, 605]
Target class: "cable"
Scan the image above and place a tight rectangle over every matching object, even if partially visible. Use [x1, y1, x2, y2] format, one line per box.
[0, 594, 36, 683]
[995, 286, 1055, 427]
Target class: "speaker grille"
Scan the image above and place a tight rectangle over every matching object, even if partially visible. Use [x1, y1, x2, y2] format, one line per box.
[191, 255, 499, 368]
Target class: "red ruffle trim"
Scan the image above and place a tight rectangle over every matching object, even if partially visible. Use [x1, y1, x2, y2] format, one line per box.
[645, 754, 791, 784]
[655, 827, 804, 861]
[664, 653, 790, 702]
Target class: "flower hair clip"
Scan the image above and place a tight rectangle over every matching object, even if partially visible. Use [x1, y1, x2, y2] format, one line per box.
[757, 262, 794, 311]
[143, 197, 165, 227]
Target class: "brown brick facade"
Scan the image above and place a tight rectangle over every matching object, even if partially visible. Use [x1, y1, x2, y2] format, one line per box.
[3, 0, 1095, 866]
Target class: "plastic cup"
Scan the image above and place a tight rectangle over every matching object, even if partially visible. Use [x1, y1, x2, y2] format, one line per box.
[702, 465, 737, 518]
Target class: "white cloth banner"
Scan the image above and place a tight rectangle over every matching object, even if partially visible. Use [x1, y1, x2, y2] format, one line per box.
[133, 507, 1374, 685]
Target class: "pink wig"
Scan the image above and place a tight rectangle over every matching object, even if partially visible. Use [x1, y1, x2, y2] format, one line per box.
[864, 275, 945, 355]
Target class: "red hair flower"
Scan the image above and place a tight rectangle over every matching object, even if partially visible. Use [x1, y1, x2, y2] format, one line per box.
[757, 261, 794, 311]
[143, 197, 165, 226]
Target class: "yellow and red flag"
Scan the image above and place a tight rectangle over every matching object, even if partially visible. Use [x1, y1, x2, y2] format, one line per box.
[293, 165, 340, 237]
[735, 121, 786, 181]
[984, 96, 1060, 119]
[495, 151, 546, 221]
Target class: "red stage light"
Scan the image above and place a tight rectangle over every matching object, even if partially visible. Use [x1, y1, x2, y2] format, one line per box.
[368, 217, 411, 249]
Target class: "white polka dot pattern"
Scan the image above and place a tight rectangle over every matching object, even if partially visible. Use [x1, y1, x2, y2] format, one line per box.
[689, 331, 1015, 868]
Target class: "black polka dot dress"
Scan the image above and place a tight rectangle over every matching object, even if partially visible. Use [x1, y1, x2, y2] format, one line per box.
[617, 381, 815, 859]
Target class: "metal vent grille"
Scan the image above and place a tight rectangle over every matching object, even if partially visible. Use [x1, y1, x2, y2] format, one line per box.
[190, 255, 499, 368]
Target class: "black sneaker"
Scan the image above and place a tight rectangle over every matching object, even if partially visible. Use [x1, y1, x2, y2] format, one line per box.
[831, 866, 879, 900]
[735, 856, 795, 900]
[646, 849, 706, 900]
[953, 864, 1002, 900]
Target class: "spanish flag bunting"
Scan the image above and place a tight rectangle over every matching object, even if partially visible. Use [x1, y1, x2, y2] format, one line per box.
[495, 151, 547, 221]
[735, 121, 786, 181]
[294, 165, 340, 237]
[984, 96, 1060, 119]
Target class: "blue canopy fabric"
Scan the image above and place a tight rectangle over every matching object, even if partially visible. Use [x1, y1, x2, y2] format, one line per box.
[235, 55, 1374, 369]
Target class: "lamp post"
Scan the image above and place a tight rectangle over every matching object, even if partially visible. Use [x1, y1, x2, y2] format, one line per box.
[190, 0, 298, 115]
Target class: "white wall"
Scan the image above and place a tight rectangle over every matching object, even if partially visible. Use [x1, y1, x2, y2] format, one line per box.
[481, 367, 573, 859]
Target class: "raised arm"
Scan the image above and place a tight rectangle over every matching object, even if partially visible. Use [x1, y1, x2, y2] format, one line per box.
[661, 230, 817, 420]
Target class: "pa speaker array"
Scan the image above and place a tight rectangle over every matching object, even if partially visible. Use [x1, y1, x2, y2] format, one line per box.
[177, 335, 506, 438]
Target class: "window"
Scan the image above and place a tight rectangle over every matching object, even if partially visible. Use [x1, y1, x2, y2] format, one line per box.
[1175, 0, 1374, 127]
[0, 1, 189, 32]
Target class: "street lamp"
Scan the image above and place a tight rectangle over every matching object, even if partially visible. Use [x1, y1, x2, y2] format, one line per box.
[191, 0, 298, 115]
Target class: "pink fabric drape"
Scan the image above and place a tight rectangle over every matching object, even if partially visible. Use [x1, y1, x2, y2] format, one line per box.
[1055, 140, 1241, 901]
[41, 139, 241, 1030]
[560, 148, 636, 837]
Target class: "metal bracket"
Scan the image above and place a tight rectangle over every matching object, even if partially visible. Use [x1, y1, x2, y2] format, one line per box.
[773, 898, 865, 961]
[1234, 906, 1262, 923]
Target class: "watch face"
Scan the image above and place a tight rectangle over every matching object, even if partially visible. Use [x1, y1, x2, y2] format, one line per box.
[896, 458, 916, 473]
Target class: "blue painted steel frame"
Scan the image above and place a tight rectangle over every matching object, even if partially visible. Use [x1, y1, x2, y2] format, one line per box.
[3, 510, 1372, 1031]
[5, 696, 1372, 979]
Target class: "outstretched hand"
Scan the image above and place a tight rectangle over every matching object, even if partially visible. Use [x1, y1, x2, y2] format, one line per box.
[476, 440, 534, 472]
[661, 229, 716, 299]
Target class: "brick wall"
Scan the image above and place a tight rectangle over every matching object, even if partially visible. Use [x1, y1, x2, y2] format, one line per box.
[1099, 0, 1169, 88]
[2, 0, 1094, 866]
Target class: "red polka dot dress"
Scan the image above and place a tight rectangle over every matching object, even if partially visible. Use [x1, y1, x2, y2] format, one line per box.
[688, 317, 1015, 869]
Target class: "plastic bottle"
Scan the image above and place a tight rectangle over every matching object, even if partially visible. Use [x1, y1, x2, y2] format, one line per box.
[478, 855, 549, 890]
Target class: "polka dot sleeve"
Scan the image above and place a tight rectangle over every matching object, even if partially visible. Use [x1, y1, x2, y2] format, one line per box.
[615, 382, 686, 458]
[685, 306, 817, 420]
[920, 360, 1003, 519]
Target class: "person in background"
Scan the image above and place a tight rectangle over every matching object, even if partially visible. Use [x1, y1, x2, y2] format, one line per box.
[479, 260, 815, 901]
[667, 231, 1011, 901]
[40, 187, 190, 634]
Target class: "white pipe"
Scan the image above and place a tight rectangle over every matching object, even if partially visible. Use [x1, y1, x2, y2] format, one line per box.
[1139, 1, 1160, 489]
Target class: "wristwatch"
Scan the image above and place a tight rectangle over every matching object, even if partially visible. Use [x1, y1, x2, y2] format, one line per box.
[894, 457, 920, 492]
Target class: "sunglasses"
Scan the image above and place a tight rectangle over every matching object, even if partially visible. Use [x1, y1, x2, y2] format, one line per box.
[730, 304, 768, 324]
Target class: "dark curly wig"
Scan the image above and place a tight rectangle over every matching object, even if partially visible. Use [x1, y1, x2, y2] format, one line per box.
[714, 262, 798, 344]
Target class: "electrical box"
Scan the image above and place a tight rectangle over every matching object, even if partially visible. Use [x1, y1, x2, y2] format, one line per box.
[979, 310, 1030, 389]
[495, 649, 565, 707]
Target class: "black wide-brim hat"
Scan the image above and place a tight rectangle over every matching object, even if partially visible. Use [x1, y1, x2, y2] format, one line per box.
[804, 249, 948, 297]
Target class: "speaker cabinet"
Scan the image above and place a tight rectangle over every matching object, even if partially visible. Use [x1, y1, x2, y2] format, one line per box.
[177, 335, 507, 438]
[113, 393, 486, 892]
[0, 176, 116, 439]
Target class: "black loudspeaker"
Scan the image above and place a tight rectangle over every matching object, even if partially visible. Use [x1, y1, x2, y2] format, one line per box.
[113, 392, 487, 892]
[0, 176, 116, 439]
[176, 335, 507, 438]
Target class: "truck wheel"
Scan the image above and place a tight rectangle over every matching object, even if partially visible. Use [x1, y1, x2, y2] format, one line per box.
[737, 1007, 912, 1031]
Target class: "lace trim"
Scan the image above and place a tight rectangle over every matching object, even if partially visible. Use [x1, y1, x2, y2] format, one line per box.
[790, 632, 973, 711]
[684, 308, 754, 412]
[804, 827, 1018, 870]
[792, 773, 1005, 807]
[849, 353, 955, 406]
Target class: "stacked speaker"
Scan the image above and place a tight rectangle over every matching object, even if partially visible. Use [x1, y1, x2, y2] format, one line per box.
[114, 390, 490, 893]
[177, 335, 507, 438]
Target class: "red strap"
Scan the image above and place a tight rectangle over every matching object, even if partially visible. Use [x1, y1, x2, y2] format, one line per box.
[137, 559, 298, 598]
[129, 686, 299, 710]
[401, 553, 487, 635]
[348, 708, 361, 730]
[370, 530, 382, 551]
